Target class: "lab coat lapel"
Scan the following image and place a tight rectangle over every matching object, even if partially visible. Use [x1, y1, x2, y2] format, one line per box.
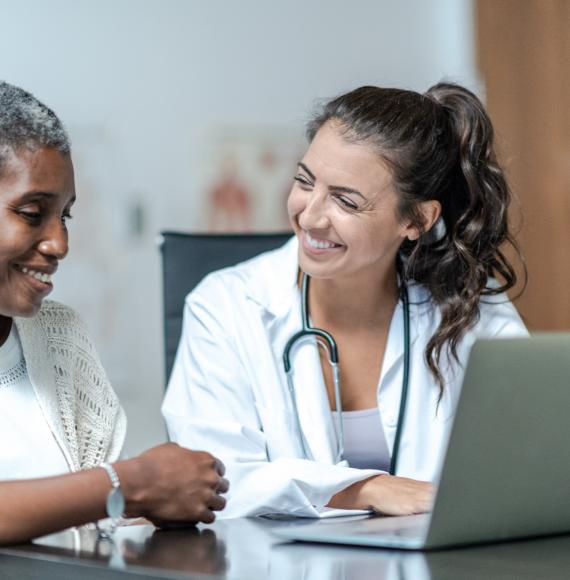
[254, 241, 336, 464]
[267, 295, 339, 465]
[377, 290, 422, 455]
[287, 332, 339, 464]
[379, 285, 425, 388]
[251, 237, 339, 464]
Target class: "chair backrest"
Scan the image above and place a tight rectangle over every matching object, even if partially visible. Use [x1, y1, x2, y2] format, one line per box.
[159, 231, 292, 385]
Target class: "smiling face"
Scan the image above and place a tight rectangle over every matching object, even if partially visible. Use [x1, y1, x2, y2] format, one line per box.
[0, 147, 75, 321]
[287, 121, 418, 283]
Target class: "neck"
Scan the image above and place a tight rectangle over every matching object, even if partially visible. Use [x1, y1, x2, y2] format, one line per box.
[0, 316, 12, 347]
[306, 262, 399, 329]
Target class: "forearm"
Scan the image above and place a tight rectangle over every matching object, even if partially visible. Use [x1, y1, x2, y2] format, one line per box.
[0, 458, 142, 545]
[327, 476, 377, 510]
[0, 470, 109, 544]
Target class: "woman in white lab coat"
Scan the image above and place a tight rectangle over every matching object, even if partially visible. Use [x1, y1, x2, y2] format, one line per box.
[163, 83, 528, 518]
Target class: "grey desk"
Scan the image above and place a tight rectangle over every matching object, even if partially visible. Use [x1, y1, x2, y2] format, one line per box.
[0, 517, 569, 579]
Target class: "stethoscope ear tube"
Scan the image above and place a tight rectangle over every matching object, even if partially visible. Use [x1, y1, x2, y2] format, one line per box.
[388, 284, 411, 475]
[285, 369, 312, 460]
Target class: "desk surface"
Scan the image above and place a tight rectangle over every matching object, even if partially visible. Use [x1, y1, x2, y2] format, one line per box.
[1, 517, 570, 579]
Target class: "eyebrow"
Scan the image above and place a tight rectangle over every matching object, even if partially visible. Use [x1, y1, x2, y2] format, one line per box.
[297, 162, 316, 181]
[297, 162, 367, 200]
[19, 191, 76, 205]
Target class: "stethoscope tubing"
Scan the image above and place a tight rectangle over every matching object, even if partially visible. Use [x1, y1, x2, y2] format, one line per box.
[389, 283, 410, 475]
[283, 272, 410, 474]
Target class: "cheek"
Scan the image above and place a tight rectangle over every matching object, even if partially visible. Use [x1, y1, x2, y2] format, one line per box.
[347, 216, 403, 251]
[0, 242, 16, 278]
[286, 188, 303, 219]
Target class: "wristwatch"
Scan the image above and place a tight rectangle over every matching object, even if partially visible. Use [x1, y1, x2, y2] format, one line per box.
[98, 462, 125, 537]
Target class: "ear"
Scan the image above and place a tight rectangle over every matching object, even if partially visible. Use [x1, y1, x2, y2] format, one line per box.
[403, 200, 442, 241]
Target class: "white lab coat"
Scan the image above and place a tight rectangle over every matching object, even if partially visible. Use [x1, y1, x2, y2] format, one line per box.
[162, 238, 528, 518]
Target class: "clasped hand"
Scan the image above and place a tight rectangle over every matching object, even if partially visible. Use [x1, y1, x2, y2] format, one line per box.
[117, 443, 229, 526]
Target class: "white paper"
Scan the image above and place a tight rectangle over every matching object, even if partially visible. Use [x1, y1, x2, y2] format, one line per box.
[313, 507, 372, 518]
[260, 507, 372, 520]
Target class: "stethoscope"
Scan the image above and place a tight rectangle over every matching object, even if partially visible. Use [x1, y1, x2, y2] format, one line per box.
[283, 272, 411, 475]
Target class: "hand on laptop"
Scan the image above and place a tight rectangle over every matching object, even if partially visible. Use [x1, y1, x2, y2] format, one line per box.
[328, 474, 434, 516]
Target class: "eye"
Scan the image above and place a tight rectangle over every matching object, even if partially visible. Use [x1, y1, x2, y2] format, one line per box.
[18, 209, 43, 224]
[16, 200, 44, 222]
[334, 195, 358, 211]
[293, 175, 313, 189]
[61, 211, 73, 225]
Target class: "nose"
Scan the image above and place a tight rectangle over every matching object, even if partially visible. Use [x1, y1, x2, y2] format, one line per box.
[38, 218, 69, 260]
[297, 188, 330, 231]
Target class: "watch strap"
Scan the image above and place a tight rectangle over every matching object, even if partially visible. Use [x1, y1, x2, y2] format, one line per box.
[98, 462, 125, 537]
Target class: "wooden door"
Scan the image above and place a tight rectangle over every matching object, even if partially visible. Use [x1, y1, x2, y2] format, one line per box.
[477, 0, 570, 330]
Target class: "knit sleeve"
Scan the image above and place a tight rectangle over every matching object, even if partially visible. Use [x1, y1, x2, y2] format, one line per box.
[37, 301, 127, 469]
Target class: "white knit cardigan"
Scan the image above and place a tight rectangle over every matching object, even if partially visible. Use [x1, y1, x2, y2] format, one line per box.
[13, 300, 126, 472]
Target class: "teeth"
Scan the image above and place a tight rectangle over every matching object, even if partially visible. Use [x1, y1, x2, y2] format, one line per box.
[20, 266, 52, 284]
[306, 232, 338, 250]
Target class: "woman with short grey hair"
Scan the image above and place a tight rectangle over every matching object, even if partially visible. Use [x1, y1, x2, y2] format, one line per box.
[0, 81, 228, 544]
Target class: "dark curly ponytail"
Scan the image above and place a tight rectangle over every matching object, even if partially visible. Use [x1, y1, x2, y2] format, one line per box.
[307, 82, 524, 392]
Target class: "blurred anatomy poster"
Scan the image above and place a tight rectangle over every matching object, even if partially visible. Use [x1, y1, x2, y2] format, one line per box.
[200, 125, 303, 232]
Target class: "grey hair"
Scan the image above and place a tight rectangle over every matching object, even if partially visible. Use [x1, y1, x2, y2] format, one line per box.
[0, 80, 70, 175]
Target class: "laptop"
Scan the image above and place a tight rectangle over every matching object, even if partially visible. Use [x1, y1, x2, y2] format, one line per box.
[275, 333, 570, 549]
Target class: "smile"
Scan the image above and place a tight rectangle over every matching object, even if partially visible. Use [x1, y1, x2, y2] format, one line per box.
[15, 265, 53, 284]
[305, 231, 342, 250]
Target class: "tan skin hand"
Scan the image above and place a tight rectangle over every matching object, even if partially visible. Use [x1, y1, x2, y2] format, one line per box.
[118, 443, 229, 526]
[328, 474, 434, 516]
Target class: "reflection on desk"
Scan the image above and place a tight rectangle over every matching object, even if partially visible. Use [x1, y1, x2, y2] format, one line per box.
[0, 517, 569, 579]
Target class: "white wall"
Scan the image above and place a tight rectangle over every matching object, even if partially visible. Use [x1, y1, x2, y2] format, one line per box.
[0, 0, 476, 455]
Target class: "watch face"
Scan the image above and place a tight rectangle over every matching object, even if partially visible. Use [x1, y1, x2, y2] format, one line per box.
[107, 487, 125, 519]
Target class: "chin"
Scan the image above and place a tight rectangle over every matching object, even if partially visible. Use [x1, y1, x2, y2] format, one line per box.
[298, 258, 339, 280]
[12, 300, 43, 319]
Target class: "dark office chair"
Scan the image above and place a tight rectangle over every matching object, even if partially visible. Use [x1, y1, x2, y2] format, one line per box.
[159, 231, 292, 385]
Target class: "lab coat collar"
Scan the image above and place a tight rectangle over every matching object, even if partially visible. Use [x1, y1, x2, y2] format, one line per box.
[380, 282, 429, 390]
[244, 236, 300, 319]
